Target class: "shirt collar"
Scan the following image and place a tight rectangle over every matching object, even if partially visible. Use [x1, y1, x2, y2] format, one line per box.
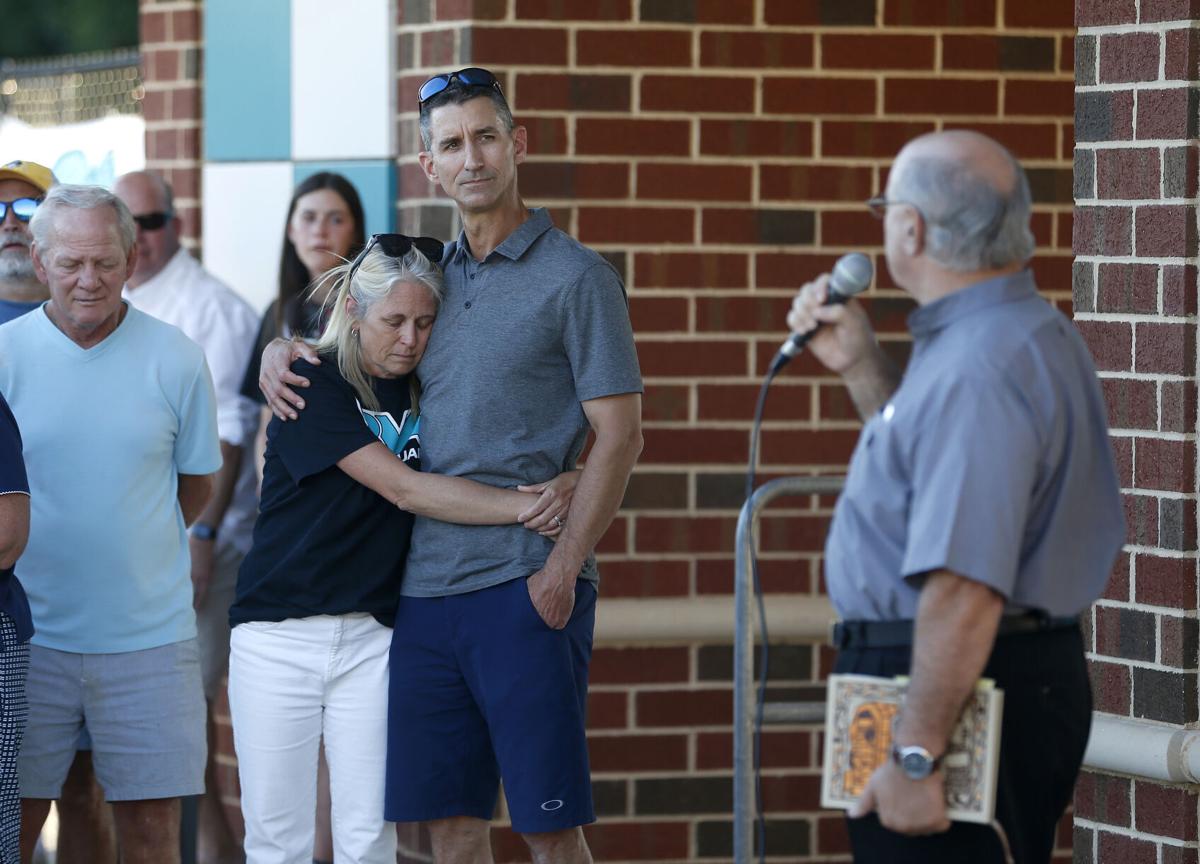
[448, 208, 554, 264]
[907, 269, 1037, 339]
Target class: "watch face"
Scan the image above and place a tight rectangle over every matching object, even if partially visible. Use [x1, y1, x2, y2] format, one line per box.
[900, 749, 934, 780]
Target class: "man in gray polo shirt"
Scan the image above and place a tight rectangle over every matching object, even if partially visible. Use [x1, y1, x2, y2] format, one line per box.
[788, 130, 1123, 863]
[260, 68, 642, 864]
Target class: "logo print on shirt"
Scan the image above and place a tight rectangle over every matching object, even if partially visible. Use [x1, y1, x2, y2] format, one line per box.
[358, 404, 420, 465]
[540, 799, 564, 811]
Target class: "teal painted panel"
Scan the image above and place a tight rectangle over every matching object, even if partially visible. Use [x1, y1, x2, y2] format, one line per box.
[205, 0, 290, 161]
[293, 160, 396, 237]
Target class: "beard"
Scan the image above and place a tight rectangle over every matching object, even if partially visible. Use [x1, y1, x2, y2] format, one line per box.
[0, 250, 34, 281]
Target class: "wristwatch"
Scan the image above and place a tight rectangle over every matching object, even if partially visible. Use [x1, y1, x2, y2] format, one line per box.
[190, 522, 218, 541]
[891, 743, 941, 780]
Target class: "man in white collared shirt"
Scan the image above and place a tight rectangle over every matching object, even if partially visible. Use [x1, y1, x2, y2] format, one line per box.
[116, 170, 259, 864]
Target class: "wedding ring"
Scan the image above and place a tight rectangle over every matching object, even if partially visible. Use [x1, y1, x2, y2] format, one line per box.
[553, 515, 564, 528]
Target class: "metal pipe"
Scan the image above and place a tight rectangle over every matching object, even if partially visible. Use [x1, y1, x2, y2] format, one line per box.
[734, 476, 844, 864]
[1083, 713, 1200, 784]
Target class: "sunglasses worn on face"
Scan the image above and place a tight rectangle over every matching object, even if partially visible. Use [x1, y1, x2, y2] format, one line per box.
[0, 197, 41, 223]
[347, 234, 445, 283]
[133, 211, 173, 231]
[418, 67, 504, 107]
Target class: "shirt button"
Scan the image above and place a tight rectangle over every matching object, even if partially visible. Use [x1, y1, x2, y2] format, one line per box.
[464, 301, 472, 309]
[469, 273, 476, 280]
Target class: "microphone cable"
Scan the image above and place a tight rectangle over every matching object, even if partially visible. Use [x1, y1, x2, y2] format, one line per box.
[744, 363, 780, 864]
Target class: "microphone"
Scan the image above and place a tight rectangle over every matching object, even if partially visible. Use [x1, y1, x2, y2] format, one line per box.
[769, 252, 874, 375]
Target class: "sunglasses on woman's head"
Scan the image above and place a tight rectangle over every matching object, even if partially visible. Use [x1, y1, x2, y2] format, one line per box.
[347, 234, 445, 282]
[0, 197, 41, 223]
[417, 67, 504, 107]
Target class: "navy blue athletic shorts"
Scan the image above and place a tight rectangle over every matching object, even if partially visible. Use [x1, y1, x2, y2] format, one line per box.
[385, 576, 597, 833]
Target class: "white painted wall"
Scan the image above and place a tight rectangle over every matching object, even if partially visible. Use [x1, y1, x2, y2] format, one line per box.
[290, 0, 394, 161]
[201, 162, 294, 312]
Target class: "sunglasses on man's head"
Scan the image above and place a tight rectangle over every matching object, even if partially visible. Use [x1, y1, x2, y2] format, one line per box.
[347, 234, 445, 282]
[418, 67, 504, 107]
[132, 211, 173, 232]
[0, 197, 41, 223]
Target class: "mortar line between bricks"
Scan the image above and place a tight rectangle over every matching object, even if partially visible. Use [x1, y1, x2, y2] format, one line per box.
[1074, 255, 1200, 265]
[1084, 652, 1200, 673]
[1075, 148, 1200, 160]
[1116, 541, 1200, 555]
[1094, 598, 1200, 616]
[1076, 311, 1199, 323]
[1072, 818, 1200, 847]
[1077, 22, 1200, 36]
[1095, 600, 1199, 620]
[1077, 83, 1200, 94]
[1075, 195, 1200, 204]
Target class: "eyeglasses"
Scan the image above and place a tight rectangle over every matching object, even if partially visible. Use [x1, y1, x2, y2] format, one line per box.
[132, 211, 173, 231]
[0, 197, 41, 223]
[418, 67, 505, 107]
[347, 234, 445, 283]
[866, 196, 924, 220]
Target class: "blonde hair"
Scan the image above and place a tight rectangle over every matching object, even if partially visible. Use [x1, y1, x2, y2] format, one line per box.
[313, 245, 444, 411]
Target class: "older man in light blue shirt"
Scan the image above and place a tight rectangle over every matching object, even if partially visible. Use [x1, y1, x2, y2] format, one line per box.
[0, 184, 220, 864]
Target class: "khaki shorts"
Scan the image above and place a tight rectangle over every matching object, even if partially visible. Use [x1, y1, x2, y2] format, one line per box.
[19, 639, 206, 801]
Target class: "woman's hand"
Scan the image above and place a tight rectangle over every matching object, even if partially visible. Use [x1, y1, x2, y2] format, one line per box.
[518, 469, 580, 536]
[261, 337, 321, 421]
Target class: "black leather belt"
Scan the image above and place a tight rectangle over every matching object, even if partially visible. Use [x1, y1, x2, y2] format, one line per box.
[830, 612, 1080, 650]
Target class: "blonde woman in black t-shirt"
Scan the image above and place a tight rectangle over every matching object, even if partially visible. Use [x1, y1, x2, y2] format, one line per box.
[228, 236, 573, 864]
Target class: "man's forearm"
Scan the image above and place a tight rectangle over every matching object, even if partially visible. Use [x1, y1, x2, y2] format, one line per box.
[177, 473, 216, 527]
[895, 571, 1004, 754]
[843, 344, 902, 420]
[194, 441, 242, 529]
[544, 421, 642, 579]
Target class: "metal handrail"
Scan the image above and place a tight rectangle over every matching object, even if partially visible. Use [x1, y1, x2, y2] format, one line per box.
[733, 475, 844, 864]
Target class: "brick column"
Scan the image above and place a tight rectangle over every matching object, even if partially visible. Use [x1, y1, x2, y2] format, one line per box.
[1074, 1, 1200, 860]
[139, 0, 204, 249]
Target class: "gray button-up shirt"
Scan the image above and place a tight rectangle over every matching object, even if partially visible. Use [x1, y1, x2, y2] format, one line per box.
[825, 270, 1125, 621]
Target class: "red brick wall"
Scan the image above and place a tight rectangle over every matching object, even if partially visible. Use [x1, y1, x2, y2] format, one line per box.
[138, 0, 204, 249]
[1073, 1, 1200, 860]
[397, 1, 1078, 861]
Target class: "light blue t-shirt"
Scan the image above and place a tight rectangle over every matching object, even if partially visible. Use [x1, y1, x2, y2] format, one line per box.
[0, 302, 221, 653]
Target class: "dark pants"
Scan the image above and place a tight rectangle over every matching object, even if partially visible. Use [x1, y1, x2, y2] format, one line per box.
[834, 625, 1091, 864]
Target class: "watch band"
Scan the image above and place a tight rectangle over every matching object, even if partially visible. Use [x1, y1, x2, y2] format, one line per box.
[190, 522, 218, 541]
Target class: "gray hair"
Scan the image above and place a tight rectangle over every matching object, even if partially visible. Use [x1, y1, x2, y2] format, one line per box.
[314, 245, 444, 411]
[890, 154, 1035, 271]
[419, 86, 515, 151]
[29, 184, 136, 256]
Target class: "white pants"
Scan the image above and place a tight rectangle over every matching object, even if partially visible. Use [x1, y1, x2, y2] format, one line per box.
[229, 614, 396, 864]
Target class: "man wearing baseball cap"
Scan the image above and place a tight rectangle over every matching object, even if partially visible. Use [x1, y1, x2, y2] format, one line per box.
[0, 160, 55, 325]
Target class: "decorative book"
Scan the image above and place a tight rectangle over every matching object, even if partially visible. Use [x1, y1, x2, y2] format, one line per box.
[820, 673, 1004, 825]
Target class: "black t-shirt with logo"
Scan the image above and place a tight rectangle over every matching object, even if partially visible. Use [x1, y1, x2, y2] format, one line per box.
[231, 358, 419, 628]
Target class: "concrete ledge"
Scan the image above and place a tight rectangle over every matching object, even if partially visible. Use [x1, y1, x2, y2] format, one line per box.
[594, 594, 835, 646]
